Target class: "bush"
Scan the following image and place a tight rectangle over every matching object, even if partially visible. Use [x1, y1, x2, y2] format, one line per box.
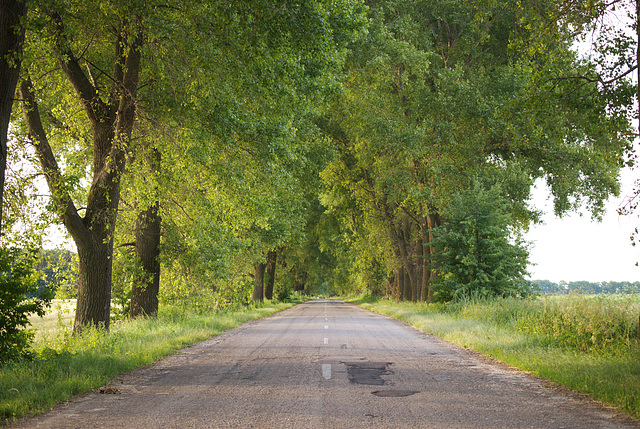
[430, 182, 531, 301]
[0, 248, 53, 363]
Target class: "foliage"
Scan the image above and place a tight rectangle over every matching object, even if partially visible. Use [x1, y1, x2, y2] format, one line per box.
[430, 183, 531, 301]
[0, 248, 53, 363]
[315, 0, 631, 301]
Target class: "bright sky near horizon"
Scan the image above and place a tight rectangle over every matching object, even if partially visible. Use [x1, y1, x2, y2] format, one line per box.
[524, 167, 640, 283]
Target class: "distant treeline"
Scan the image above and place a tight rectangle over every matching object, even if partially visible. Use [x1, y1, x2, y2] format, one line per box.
[531, 279, 639, 295]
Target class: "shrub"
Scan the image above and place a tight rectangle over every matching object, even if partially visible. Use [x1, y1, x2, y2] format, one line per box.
[0, 248, 53, 363]
[430, 182, 531, 301]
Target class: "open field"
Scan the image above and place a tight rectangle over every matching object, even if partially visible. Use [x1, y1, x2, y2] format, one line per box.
[29, 300, 76, 345]
[354, 294, 640, 420]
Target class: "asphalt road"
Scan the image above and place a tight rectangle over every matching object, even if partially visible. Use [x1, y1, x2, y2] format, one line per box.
[14, 299, 639, 428]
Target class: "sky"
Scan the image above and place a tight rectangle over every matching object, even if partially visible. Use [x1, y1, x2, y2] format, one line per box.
[524, 167, 640, 283]
[523, 6, 640, 284]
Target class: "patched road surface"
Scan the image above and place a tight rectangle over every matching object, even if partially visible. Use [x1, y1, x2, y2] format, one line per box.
[14, 300, 639, 428]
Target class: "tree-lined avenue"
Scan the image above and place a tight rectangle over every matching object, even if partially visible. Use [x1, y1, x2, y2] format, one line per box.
[14, 300, 638, 428]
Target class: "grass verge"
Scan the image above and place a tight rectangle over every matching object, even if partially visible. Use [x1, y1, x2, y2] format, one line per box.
[1, 299, 298, 423]
[352, 296, 640, 421]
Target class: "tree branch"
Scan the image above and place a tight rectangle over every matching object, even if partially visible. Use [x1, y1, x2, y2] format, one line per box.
[18, 76, 88, 246]
[49, 12, 111, 126]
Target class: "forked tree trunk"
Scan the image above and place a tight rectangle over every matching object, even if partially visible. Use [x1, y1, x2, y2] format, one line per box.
[19, 15, 143, 333]
[130, 202, 161, 318]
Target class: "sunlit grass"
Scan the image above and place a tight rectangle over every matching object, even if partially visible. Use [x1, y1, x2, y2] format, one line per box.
[355, 295, 640, 420]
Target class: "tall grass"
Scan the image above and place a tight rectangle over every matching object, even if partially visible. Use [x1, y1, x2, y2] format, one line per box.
[355, 294, 640, 420]
[452, 294, 640, 352]
[1, 300, 297, 423]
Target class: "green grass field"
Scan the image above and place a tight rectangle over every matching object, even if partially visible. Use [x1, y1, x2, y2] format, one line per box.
[354, 294, 640, 421]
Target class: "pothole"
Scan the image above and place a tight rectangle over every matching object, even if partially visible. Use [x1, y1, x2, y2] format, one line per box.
[343, 361, 393, 386]
[372, 390, 419, 397]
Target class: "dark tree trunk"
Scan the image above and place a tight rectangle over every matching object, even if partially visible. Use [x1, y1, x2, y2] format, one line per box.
[264, 250, 277, 300]
[403, 267, 412, 302]
[0, 0, 27, 235]
[416, 236, 424, 302]
[420, 217, 431, 302]
[75, 239, 113, 329]
[426, 211, 441, 301]
[130, 201, 161, 318]
[252, 263, 266, 301]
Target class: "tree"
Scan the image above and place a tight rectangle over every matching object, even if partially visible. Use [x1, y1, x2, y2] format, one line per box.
[19, 2, 143, 332]
[429, 183, 531, 301]
[0, 0, 27, 235]
[15, 0, 368, 327]
[316, 0, 632, 301]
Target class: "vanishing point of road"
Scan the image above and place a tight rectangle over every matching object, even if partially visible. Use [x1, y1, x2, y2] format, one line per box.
[14, 300, 639, 428]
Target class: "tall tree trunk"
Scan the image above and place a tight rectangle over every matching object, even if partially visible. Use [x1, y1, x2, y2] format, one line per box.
[386, 274, 394, 298]
[396, 267, 404, 301]
[130, 147, 162, 318]
[403, 266, 412, 301]
[264, 250, 277, 300]
[74, 238, 113, 329]
[0, 0, 27, 235]
[252, 263, 266, 301]
[420, 217, 431, 302]
[426, 211, 441, 301]
[416, 236, 424, 302]
[130, 201, 161, 318]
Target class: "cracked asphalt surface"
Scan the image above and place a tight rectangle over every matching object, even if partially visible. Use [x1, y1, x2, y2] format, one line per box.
[13, 299, 640, 428]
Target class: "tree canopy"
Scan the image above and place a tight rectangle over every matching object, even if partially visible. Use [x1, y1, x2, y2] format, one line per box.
[1, 0, 636, 350]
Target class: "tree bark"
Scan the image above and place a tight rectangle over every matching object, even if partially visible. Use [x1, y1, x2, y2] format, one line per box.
[403, 266, 412, 302]
[130, 201, 161, 318]
[0, 0, 27, 235]
[420, 217, 431, 302]
[252, 263, 266, 301]
[264, 250, 277, 300]
[426, 211, 441, 301]
[385, 274, 394, 298]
